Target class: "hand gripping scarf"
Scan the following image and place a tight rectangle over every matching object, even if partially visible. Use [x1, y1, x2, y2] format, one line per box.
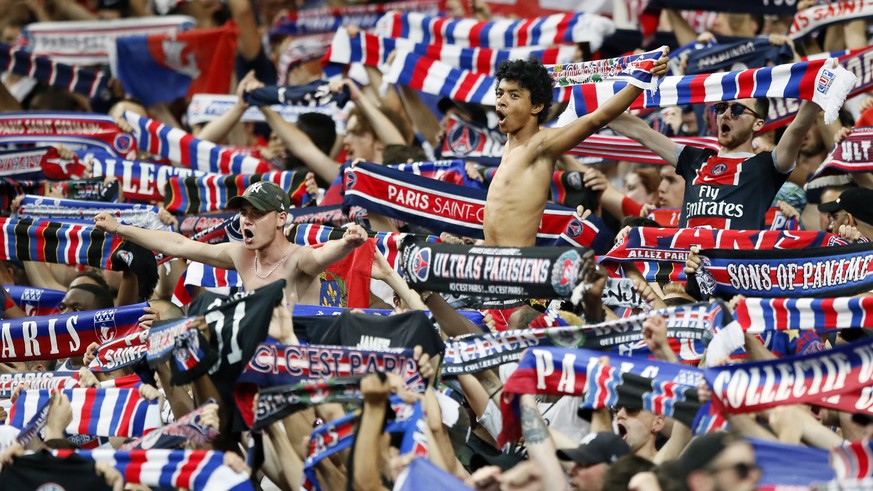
[343, 162, 614, 253]
[9, 387, 161, 437]
[89, 328, 150, 373]
[600, 227, 846, 283]
[164, 170, 310, 214]
[22, 16, 194, 65]
[498, 346, 704, 445]
[121, 111, 271, 174]
[15, 394, 53, 447]
[704, 335, 873, 415]
[808, 126, 873, 189]
[559, 57, 856, 126]
[0, 43, 108, 99]
[0, 370, 77, 398]
[441, 301, 728, 375]
[120, 400, 219, 450]
[0, 147, 83, 182]
[374, 11, 615, 51]
[242, 80, 350, 108]
[187, 93, 339, 127]
[0, 302, 147, 362]
[253, 376, 365, 430]
[789, 0, 873, 40]
[400, 239, 584, 299]
[0, 113, 136, 158]
[326, 27, 576, 75]
[84, 150, 208, 203]
[270, 0, 440, 36]
[15, 195, 173, 231]
[546, 47, 667, 91]
[696, 242, 873, 298]
[54, 448, 253, 490]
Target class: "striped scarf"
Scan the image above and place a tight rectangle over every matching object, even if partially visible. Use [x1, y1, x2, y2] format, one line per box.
[0, 217, 124, 270]
[343, 162, 613, 252]
[831, 440, 873, 480]
[85, 151, 208, 203]
[121, 400, 219, 450]
[0, 148, 59, 181]
[9, 387, 161, 437]
[499, 347, 705, 445]
[0, 302, 147, 362]
[16, 194, 172, 230]
[735, 296, 873, 333]
[4, 284, 64, 316]
[442, 301, 726, 374]
[16, 395, 52, 447]
[809, 126, 873, 188]
[90, 329, 149, 373]
[325, 27, 577, 75]
[164, 170, 310, 214]
[704, 335, 873, 415]
[697, 242, 873, 298]
[0, 43, 107, 99]
[790, 0, 873, 40]
[242, 81, 349, 108]
[0, 113, 136, 158]
[374, 11, 615, 51]
[559, 57, 856, 126]
[121, 111, 271, 174]
[270, 0, 439, 36]
[601, 227, 846, 282]
[763, 46, 873, 134]
[58, 448, 253, 490]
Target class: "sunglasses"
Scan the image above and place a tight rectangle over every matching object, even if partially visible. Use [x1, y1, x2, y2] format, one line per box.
[708, 462, 760, 479]
[610, 405, 642, 417]
[711, 102, 763, 120]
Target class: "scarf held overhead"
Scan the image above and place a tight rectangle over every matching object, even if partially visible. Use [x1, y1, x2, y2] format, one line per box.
[734, 296, 873, 334]
[270, 0, 439, 36]
[0, 113, 136, 158]
[0, 43, 108, 99]
[164, 170, 309, 214]
[85, 151, 208, 203]
[16, 195, 173, 230]
[343, 162, 613, 253]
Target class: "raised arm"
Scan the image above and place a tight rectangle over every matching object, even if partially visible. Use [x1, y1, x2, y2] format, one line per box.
[519, 394, 571, 491]
[773, 100, 820, 173]
[260, 107, 341, 183]
[608, 112, 681, 166]
[296, 224, 367, 277]
[541, 56, 668, 160]
[94, 213, 236, 270]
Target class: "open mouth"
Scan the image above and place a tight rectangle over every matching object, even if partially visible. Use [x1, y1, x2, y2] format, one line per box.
[496, 110, 506, 126]
[720, 123, 730, 135]
[616, 422, 628, 439]
[243, 229, 254, 244]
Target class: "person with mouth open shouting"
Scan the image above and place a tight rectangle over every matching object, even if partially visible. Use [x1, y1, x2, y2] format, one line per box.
[608, 93, 823, 230]
[94, 181, 367, 307]
[482, 55, 669, 247]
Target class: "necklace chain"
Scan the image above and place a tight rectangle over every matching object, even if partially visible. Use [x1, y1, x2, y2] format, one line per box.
[254, 243, 293, 280]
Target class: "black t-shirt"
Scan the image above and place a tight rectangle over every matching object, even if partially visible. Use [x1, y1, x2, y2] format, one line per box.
[0, 452, 113, 491]
[676, 146, 790, 229]
[313, 310, 446, 357]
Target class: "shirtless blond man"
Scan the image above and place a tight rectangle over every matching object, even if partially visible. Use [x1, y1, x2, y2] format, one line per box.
[483, 56, 668, 246]
[94, 181, 367, 306]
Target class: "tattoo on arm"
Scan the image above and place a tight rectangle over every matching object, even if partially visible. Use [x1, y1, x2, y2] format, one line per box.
[520, 403, 550, 445]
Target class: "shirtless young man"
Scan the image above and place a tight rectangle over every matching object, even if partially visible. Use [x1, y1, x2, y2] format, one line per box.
[483, 56, 668, 246]
[93, 181, 367, 305]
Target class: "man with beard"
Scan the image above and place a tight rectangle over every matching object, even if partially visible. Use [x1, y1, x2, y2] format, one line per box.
[608, 98, 820, 230]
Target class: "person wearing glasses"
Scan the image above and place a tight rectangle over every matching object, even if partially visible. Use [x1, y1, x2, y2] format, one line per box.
[608, 98, 820, 230]
[676, 432, 761, 491]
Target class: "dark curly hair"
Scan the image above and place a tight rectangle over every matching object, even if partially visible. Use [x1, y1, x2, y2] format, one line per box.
[495, 59, 554, 125]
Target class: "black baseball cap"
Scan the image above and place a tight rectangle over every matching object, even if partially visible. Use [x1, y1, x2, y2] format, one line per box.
[818, 187, 873, 225]
[227, 181, 291, 213]
[556, 432, 630, 466]
[677, 432, 734, 475]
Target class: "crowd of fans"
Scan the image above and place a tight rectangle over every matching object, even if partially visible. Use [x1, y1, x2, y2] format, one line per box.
[0, 0, 872, 490]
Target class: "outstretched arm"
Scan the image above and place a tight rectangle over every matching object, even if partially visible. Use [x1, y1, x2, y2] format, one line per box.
[94, 213, 235, 270]
[541, 56, 668, 160]
[608, 111, 681, 166]
[296, 224, 367, 277]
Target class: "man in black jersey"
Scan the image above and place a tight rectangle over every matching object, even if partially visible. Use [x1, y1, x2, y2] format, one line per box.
[608, 97, 820, 230]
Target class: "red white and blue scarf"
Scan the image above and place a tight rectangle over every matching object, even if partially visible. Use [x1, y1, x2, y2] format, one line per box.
[57, 448, 253, 490]
[789, 0, 873, 40]
[0, 113, 136, 158]
[546, 47, 666, 91]
[4, 284, 64, 316]
[270, 0, 439, 36]
[85, 150, 208, 203]
[0, 371, 77, 398]
[0, 217, 126, 270]
[808, 126, 873, 188]
[16, 195, 172, 230]
[121, 111, 271, 174]
[9, 387, 161, 437]
[735, 296, 873, 334]
[165, 170, 310, 214]
[374, 11, 614, 51]
[0, 303, 147, 362]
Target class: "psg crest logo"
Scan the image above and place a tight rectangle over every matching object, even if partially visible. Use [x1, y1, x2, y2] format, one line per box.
[566, 219, 583, 238]
[411, 247, 431, 283]
[711, 163, 728, 176]
[345, 171, 358, 190]
[447, 123, 481, 155]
